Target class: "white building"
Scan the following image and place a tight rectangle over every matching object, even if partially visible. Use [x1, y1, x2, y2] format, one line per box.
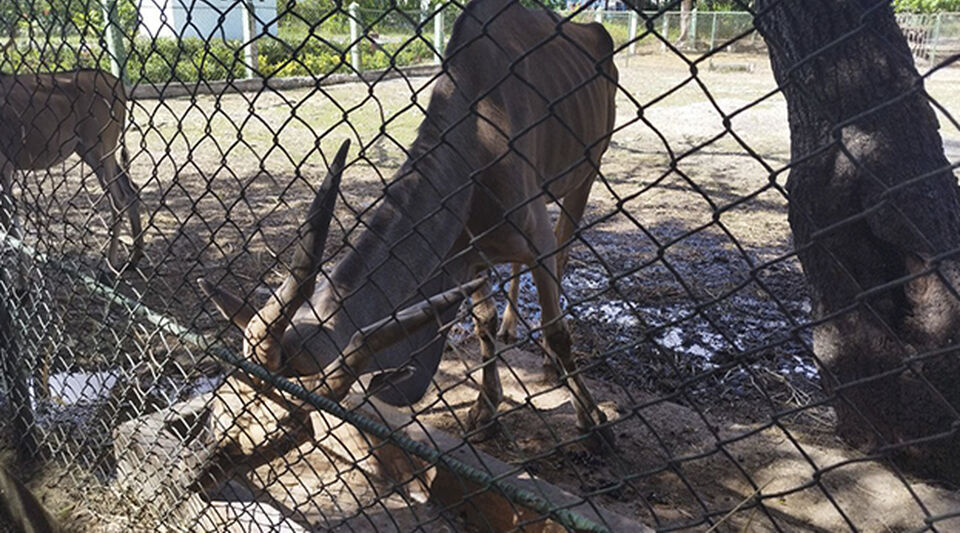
[138, 0, 278, 40]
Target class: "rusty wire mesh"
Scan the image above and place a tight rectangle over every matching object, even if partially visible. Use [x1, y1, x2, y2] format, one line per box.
[0, 0, 959, 531]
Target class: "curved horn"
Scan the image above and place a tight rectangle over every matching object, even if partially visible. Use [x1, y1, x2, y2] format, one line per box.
[198, 277, 256, 329]
[258, 139, 350, 336]
[347, 276, 487, 356]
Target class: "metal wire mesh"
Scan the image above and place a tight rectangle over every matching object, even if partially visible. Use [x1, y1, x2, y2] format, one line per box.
[1, 0, 959, 531]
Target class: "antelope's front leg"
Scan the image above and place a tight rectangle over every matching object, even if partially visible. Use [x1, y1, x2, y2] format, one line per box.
[92, 157, 126, 273]
[527, 210, 615, 453]
[466, 281, 502, 441]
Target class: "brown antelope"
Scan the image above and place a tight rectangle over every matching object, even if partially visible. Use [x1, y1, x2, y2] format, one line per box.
[0, 63, 143, 271]
[200, 0, 618, 450]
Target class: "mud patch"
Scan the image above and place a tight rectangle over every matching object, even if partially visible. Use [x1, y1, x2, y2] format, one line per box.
[468, 217, 820, 420]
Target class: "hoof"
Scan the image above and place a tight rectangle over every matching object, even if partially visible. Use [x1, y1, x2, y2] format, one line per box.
[466, 403, 502, 442]
[578, 412, 616, 455]
[106, 254, 140, 276]
[541, 360, 561, 385]
[496, 327, 517, 344]
[467, 418, 501, 442]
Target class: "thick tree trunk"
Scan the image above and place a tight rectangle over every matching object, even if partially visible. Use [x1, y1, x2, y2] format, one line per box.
[755, 0, 960, 480]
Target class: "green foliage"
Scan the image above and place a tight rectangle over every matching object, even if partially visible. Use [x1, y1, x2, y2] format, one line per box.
[604, 22, 630, 46]
[694, 0, 751, 10]
[117, 0, 139, 35]
[519, 0, 569, 10]
[258, 35, 432, 77]
[894, 0, 960, 12]
[3, 31, 434, 83]
[278, 0, 348, 33]
[0, 0, 437, 82]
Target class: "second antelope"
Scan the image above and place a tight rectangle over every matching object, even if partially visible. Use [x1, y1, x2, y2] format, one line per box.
[201, 0, 618, 451]
[0, 67, 143, 272]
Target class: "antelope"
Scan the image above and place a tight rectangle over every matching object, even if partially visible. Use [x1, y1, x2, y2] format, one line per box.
[200, 0, 618, 450]
[0, 50, 143, 271]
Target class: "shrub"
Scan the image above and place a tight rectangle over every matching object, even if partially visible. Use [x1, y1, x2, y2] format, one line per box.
[4, 32, 436, 84]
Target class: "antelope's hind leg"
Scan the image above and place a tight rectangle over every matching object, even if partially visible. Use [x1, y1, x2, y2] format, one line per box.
[465, 279, 503, 441]
[82, 147, 130, 273]
[553, 175, 594, 278]
[116, 154, 143, 270]
[527, 204, 614, 453]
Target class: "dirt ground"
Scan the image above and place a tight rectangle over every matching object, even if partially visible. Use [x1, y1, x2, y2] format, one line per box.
[6, 47, 960, 531]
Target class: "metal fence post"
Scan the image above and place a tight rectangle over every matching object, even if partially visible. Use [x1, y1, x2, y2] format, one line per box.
[629, 10, 638, 55]
[689, 7, 698, 49]
[709, 11, 717, 52]
[349, 2, 361, 72]
[241, 0, 258, 78]
[433, 3, 444, 65]
[0, 269, 37, 463]
[660, 11, 670, 52]
[100, 0, 128, 83]
[930, 12, 942, 65]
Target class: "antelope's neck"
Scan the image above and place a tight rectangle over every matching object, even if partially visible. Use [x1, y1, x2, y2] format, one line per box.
[316, 75, 493, 346]
[328, 172, 477, 346]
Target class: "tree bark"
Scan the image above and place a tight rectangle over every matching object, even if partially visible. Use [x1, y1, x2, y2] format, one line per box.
[755, 0, 960, 481]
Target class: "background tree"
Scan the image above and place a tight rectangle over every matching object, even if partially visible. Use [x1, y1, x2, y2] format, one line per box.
[754, 0, 960, 481]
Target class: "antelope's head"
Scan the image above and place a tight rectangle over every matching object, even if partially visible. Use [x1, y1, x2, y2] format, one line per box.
[197, 139, 482, 397]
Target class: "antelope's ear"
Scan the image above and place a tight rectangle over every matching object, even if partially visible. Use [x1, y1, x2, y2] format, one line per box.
[198, 278, 255, 330]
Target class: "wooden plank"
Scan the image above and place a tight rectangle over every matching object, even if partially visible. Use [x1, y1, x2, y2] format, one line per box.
[113, 371, 646, 531]
[112, 375, 314, 501]
[113, 394, 216, 504]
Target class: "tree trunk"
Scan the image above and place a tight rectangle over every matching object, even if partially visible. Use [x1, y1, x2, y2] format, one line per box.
[755, 0, 960, 481]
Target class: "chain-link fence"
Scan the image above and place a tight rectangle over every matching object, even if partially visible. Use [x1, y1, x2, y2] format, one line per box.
[897, 11, 960, 65]
[1, 0, 959, 531]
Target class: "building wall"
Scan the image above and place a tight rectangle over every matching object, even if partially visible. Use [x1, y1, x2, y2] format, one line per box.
[138, 0, 278, 40]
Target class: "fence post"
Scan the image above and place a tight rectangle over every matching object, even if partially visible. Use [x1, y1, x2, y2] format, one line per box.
[595, 8, 603, 24]
[629, 10, 638, 55]
[709, 11, 717, 52]
[241, 0, 258, 78]
[0, 269, 37, 463]
[689, 7, 698, 49]
[930, 12, 942, 65]
[349, 2, 361, 72]
[100, 0, 128, 83]
[660, 12, 670, 52]
[433, 3, 444, 65]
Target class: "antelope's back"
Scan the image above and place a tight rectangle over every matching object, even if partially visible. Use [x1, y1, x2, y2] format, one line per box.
[0, 70, 126, 166]
[443, 0, 618, 189]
